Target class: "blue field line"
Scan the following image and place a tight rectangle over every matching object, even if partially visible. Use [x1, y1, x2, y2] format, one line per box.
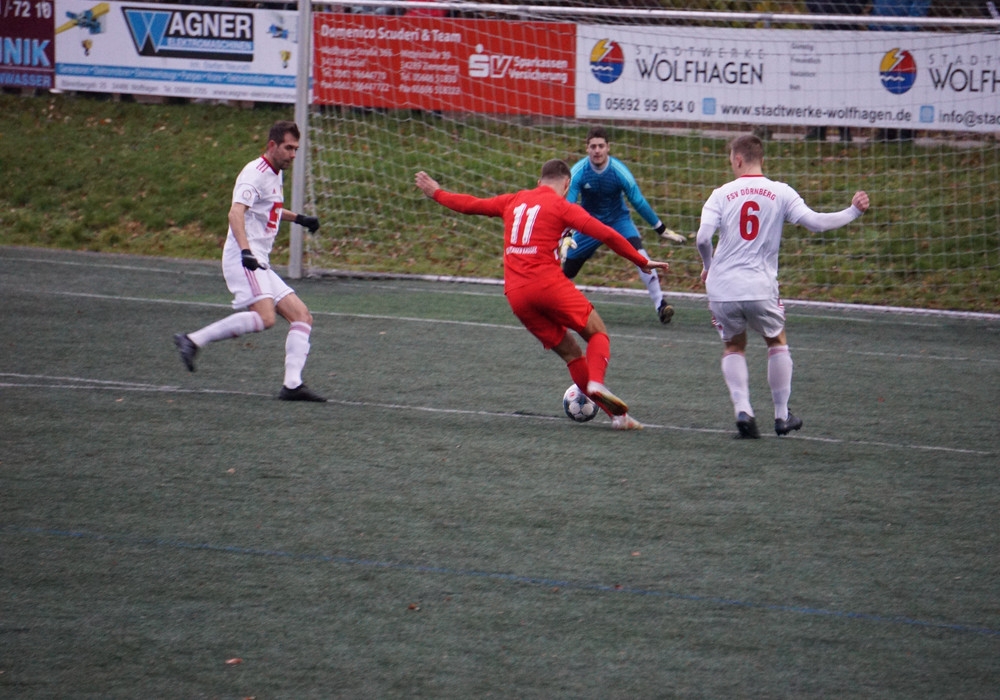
[4, 524, 998, 639]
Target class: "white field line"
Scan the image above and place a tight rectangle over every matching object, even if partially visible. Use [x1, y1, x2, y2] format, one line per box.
[17, 287, 1000, 365]
[4, 251, 999, 322]
[0, 372, 992, 456]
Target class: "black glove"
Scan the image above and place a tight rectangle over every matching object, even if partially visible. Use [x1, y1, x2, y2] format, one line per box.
[295, 214, 320, 233]
[240, 249, 260, 271]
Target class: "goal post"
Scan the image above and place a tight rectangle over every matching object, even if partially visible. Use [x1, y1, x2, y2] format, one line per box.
[289, 0, 313, 280]
[291, 1, 1000, 313]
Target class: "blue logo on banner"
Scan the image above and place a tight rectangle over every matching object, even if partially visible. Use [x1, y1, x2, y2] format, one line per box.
[123, 10, 171, 54]
[702, 97, 716, 115]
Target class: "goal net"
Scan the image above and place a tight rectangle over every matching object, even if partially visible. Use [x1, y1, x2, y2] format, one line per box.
[300, 1, 999, 313]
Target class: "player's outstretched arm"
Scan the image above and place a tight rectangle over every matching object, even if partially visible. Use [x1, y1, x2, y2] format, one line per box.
[640, 259, 670, 275]
[415, 172, 507, 218]
[852, 190, 870, 212]
[796, 191, 870, 233]
[573, 208, 669, 273]
[415, 171, 441, 199]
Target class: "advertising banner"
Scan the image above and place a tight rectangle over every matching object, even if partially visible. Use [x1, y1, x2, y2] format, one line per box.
[576, 25, 1000, 132]
[313, 13, 575, 116]
[54, 0, 299, 102]
[2, 0, 56, 89]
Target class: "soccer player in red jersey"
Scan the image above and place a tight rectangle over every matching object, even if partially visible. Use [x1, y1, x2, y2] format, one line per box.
[415, 159, 671, 429]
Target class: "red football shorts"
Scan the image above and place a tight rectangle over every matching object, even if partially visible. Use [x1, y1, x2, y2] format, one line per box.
[505, 275, 594, 349]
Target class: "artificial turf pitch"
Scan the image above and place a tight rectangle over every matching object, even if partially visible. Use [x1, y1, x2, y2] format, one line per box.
[2, 246, 998, 697]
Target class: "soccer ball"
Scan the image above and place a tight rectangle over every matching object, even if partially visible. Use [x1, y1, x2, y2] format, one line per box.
[563, 384, 598, 423]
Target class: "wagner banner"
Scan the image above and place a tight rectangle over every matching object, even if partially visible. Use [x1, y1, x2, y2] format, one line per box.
[2, 0, 55, 89]
[313, 13, 574, 116]
[576, 25, 1000, 132]
[54, 0, 299, 102]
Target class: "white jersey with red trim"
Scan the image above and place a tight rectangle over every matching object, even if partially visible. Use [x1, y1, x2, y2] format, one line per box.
[229, 155, 285, 263]
[699, 174, 811, 302]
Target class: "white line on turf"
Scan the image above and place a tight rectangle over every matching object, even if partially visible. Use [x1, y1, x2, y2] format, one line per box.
[4, 251, 998, 322]
[1, 373, 992, 456]
[14, 288, 999, 365]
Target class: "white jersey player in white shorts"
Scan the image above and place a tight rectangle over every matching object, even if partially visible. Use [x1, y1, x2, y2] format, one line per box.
[173, 120, 326, 402]
[696, 134, 870, 438]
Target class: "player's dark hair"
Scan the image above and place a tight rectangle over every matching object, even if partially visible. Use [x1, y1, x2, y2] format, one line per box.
[269, 120, 300, 145]
[540, 159, 572, 181]
[586, 126, 609, 144]
[729, 134, 764, 164]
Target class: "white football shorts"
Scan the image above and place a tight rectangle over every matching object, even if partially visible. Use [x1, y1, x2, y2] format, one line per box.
[222, 247, 295, 310]
[709, 298, 786, 342]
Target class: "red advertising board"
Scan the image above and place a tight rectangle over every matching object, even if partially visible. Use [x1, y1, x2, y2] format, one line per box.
[313, 14, 574, 116]
[1, 0, 55, 89]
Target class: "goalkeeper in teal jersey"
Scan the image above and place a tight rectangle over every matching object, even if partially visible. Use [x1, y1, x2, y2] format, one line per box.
[562, 126, 686, 324]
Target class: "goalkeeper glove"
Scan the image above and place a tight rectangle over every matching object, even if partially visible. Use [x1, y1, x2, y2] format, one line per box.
[559, 234, 577, 263]
[295, 214, 320, 233]
[655, 222, 687, 244]
[240, 249, 261, 271]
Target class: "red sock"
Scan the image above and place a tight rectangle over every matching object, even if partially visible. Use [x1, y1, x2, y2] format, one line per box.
[586, 332, 611, 385]
[567, 356, 589, 392]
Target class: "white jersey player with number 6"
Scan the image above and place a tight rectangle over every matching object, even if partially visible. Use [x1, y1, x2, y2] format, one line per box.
[696, 134, 870, 439]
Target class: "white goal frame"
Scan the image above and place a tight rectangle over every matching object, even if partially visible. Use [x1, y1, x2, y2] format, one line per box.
[288, 0, 1000, 318]
[288, 0, 999, 280]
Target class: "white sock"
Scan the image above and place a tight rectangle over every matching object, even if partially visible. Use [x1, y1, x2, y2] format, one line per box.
[283, 321, 312, 389]
[768, 345, 793, 421]
[721, 352, 753, 417]
[188, 311, 264, 347]
[636, 248, 663, 308]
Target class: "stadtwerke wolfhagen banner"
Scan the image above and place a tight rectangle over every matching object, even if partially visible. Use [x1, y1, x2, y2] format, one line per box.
[575, 25, 999, 132]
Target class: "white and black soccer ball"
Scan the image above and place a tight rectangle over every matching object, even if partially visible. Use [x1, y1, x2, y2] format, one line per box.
[563, 384, 598, 423]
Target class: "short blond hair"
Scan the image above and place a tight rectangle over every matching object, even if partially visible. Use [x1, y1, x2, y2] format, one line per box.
[729, 134, 764, 165]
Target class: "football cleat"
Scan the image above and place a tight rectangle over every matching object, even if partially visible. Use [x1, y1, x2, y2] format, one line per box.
[586, 381, 629, 416]
[657, 299, 675, 325]
[278, 384, 327, 402]
[735, 411, 760, 439]
[173, 333, 198, 372]
[775, 411, 803, 436]
[611, 414, 643, 430]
